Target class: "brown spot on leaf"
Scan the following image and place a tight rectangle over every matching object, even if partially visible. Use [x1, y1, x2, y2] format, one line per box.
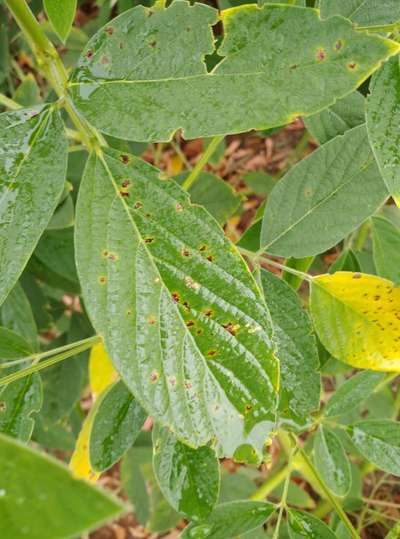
[172, 292, 180, 303]
[316, 48, 326, 61]
[120, 154, 130, 164]
[105, 26, 114, 35]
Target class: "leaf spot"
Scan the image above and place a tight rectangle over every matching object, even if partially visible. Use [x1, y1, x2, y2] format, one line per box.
[120, 154, 130, 165]
[348, 61, 357, 70]
[105, 26, 114, 35]
[172, 292, 180, 303]
[316, 48, 326, 61]
[150, 370, 159, 383]
[184, 276, 200, 290]
[0, 402, 6, 412]
[148, 315, 157, 325]
[98, 276, 107, 284]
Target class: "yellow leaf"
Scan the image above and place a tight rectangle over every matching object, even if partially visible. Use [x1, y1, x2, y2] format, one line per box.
[170, 154, 183, 175]
[89, 341, 118, 399]
[69, 403, 100, 482]
[310, 271, 400, 371]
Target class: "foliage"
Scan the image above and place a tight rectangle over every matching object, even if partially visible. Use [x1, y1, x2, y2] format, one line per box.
[1, 1, 400, 538]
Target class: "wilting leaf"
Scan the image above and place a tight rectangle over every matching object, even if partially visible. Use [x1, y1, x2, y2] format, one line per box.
[69, 3, 398, 141]
[310, 272, 400, 371]
[75, 148, 278, 455]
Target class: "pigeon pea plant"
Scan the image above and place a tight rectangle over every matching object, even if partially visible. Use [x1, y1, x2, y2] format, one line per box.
[2, 0, 400, 537]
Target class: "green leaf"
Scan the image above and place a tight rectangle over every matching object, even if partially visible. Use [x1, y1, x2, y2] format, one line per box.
[320, 0, 400, 29]
[261, 125, 387, 257]
[35, 228, 79, 285]
[0, 105, 67, 306]
[152, 423, 220, 520]
[330, 249, 360, 274]
[287, 509, 336, 539]
[349, 420, 400, 475]
[75, 148, 278, 455]
[121, 446, 181, 532]
[0, 282, 37, 350]
[90, 379, 146, 472]
[0, 328, 42, 442]
[13, 74, 41, 107]
[244, 172, 276, 197]
[181, 501, 275, 539]
[271, 480, 315, 509]
[324, 370, 385, 418]
[372, 216, 400, 284]
[313, 425, 351, 497]
[367, 57, 400, 200]
[260, 270, 320, 425]
[175, 171, 240, 225]
[44, 0, 77, 42]
[304, 91, 365, 145]
[0, 432, 124, 538]
[69, 2, 398, 142]
[47, 194, 74, 230]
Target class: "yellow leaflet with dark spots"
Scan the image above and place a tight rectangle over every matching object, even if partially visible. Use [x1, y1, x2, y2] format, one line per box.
[310, 272, 400, 371]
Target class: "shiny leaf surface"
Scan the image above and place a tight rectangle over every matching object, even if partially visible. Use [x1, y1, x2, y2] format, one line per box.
[152, 423, 220, 520]
[261, 125, 388, 257]
[0, 433, 124, 539]
[349, 420, 400, 475]
[310, 272, 400, 371]
[313, 425, 351, 497]
[0, 105, 67, 306]
[181, 501, 275, 539]
[75, 148, 278, 455]
[90, 380, 146, 472]
[69, 3, 398, 142]
[287, 509, 336, 539]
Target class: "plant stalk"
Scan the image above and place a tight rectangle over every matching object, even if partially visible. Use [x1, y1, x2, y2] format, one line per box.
[182, 135, 224, 190]
[0, 336, 100, 387]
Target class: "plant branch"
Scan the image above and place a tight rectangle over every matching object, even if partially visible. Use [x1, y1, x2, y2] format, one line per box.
[0, 91, 21, 110]
[0, 335, 100, 387]
[182, 135, 224, 190]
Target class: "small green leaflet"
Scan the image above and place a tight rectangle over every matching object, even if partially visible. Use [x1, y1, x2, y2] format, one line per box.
[90, 380, 146, 472]
[44, 0, 77, 42]
[320, 0, 400, 29]
[0, 433, 124, 539]
[349, 420, 400, 476]
[0, 327, 42, 442]
[261, 125, 388, 257]
[181, 501, 275, 539]
[152, 424, 220, 520]
[69, 2, 398, 142]
[367, 57, 400, 201]
[371, 216, 400, 284]
[324, 370, 385, 418]
[0, 105, 67, 307]
[304, 91, 365, 145]
[260, 270, 320, 426]
[313, 425, 351, 497]
[287, 509, 336, 539]
[75, 148, 278, 455]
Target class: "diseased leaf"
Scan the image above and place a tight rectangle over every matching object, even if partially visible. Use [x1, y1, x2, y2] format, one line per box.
[260, 270, 320, 426]
[261, 125, 388, 257]
[0, 105, 67, 306]
[90, 380, 146, 472]
[175, 171, 240, 225]
[320, 0, 400, 29]
[313, 425, 351, 497]
[287, 509, 336, 539]
[367, 57, 400, 201]
[181, 501, 275, 539]
[0, 433, 124, 539]
[44, 0, 77, 42]
[371, 216, 400, 283]
[69, 400, 100, 482]
[152, 423, 220, 520]
[75, 148, 279, 456]
[324, 370, 385, 418]
[349, 420, 400, 475]
[304, 91, 365, 145]
[69, 2, 398, 142]
[310, 272, 400, 371]
[89, 341, 118, 399]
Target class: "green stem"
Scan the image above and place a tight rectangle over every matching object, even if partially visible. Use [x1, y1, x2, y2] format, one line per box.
[0, 91, 21, 110]
[182, 135, 224, 190]
[250, 463, 291, 501]
[5, 0, 101, 151]
[0, 336, 100, 387]
[238, 247, 311, 282]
